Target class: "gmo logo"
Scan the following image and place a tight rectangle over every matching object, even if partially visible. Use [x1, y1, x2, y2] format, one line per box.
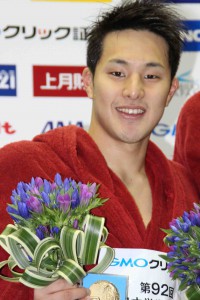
[183, 21, 200, 51]
[110, 257, 148, 268]
[0, 65, 17, 96]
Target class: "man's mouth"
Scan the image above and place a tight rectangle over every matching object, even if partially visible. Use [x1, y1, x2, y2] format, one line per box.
[116, 107, 145, 115]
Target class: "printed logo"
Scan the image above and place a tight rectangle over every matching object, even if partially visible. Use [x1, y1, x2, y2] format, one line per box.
[33, 66, 87, 97]
[152, 123, 176, 137]
[182, 20, 200, 51]
[176, 70, 200, 97]
[165, 0, 200, 3]
[1, 26, 87, 41]
[41, 121, 84, 133]
[0, 121, 16, 134]
[0, 65, 17, 96]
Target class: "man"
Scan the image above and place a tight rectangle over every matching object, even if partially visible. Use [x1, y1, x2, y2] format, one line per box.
[0, 1, 199, 299]
[174, 91, 200, 196]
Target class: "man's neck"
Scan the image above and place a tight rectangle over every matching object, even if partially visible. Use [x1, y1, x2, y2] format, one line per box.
[88, 129, 152, 227]
[88, 128, 149, 183]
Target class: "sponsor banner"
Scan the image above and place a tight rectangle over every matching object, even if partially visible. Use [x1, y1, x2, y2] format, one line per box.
[183, 20, 200, 51]
[0, 25, 87, 41]
[0, 65, 17, 96]
[32, 0, 112, 2]
[165, 0, 200, 2]
[33, 66, 87, 97]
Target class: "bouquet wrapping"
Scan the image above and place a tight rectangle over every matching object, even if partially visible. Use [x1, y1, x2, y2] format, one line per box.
[161, 203, 200, 300]
[0, 174, 114, 288]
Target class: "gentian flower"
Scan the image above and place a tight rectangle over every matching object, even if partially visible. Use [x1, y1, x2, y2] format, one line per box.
[41, 191, 50, 206]
[6, 206, 20, 222]
[34, 177, 44, 189]
[26, 196, 43, 213]
[55, 173, 62, 186]
[43, 179, 51, 194]
[57, 194, 71, 212]
[162, 203, 200, 299]
[71, 188, 80, 209]
[79, 183, 97, 205]
[6, 173, 106, 241]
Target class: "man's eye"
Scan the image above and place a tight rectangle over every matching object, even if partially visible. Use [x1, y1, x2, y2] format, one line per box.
[111, 71, 124, 77]
[144, 74, 159, 79]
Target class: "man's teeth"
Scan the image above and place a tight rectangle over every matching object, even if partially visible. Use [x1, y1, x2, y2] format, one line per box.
[118, 108, 144, 114]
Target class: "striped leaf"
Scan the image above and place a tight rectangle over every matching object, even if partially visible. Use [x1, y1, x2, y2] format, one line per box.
[60, 227, 84, 263]
[82, 215, 105, 264]
[57, 259, 86, 284]
[6, 227, 40, 269]
[34, 237, 60, 271]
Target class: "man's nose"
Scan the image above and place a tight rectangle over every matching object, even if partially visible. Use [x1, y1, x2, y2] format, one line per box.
[122, 75, 144, 100]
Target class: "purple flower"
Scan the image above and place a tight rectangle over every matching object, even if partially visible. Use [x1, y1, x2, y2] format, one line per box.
[17, 182, 28, 202]
[51, 226, 60, 236]
[182, 215, 192, 227]
[10, 195, 17, 205]
[44, 179, 51, 194]
[7, 206, 20, 222]
[71, 188, 80, 209]
[30, 187, 40, 196]
[18, 202, 30, 219]
[41, 191, 50, 206]
[57, 194, 71, 212]
[36, 227, 45, 240]
[64, 178, 71, 191]
[170, 225, 180, 234]
[73, 219, 79, 229]
[26, 196, 43, 213]
[55, 173, 62, 186]
[194, 213, 200, 226]
[51, 182, 57, 191]
[180, 223, 190, 233]
[79, 183, 97, 205]
[34, 177, 44, 189]
[170, 218, 181, 229]
[194, 203, 200, 214]
[36, 225, 49, 240]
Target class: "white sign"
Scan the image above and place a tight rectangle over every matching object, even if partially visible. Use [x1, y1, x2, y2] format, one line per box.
[101, 248, 187, 300]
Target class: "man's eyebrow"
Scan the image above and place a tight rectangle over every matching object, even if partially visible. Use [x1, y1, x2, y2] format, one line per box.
[107, 59, 165, 69]
[145, 62, 165, 69]
[107, 59, 128, 65]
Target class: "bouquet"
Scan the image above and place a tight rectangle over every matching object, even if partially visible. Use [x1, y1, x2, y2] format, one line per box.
[161, 203, 200, 300]
[0, 173, 114, 288]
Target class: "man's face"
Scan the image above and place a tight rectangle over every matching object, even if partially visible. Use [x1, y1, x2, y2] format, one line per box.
[83, 29, 178, 146]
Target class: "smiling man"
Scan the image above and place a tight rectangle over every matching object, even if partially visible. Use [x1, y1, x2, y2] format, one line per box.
[0, 1, 199, 300]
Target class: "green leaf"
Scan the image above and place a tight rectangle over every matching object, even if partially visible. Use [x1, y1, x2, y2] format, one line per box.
[34, 237, 60, 271]
[89, 245, 115, 274]
[60, 227, 84, 263]
[6, 227, 40, 269]
[82, 215, 105, 264]
[186, 285, 200, 299]
[0, 224, 17, 253]
[56, 259, 86, 284]
[20, 266, 58, 288]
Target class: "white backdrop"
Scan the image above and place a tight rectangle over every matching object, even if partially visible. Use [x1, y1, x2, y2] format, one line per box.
[0, 0, 200, 158]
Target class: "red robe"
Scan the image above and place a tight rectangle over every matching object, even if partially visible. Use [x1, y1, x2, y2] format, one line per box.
[174, 91, 200, 195]
[0, 125, 199, 299]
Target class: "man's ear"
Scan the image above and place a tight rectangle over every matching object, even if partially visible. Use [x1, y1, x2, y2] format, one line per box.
[165, 77, 179, 107]
[82, 67, 94, 99]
